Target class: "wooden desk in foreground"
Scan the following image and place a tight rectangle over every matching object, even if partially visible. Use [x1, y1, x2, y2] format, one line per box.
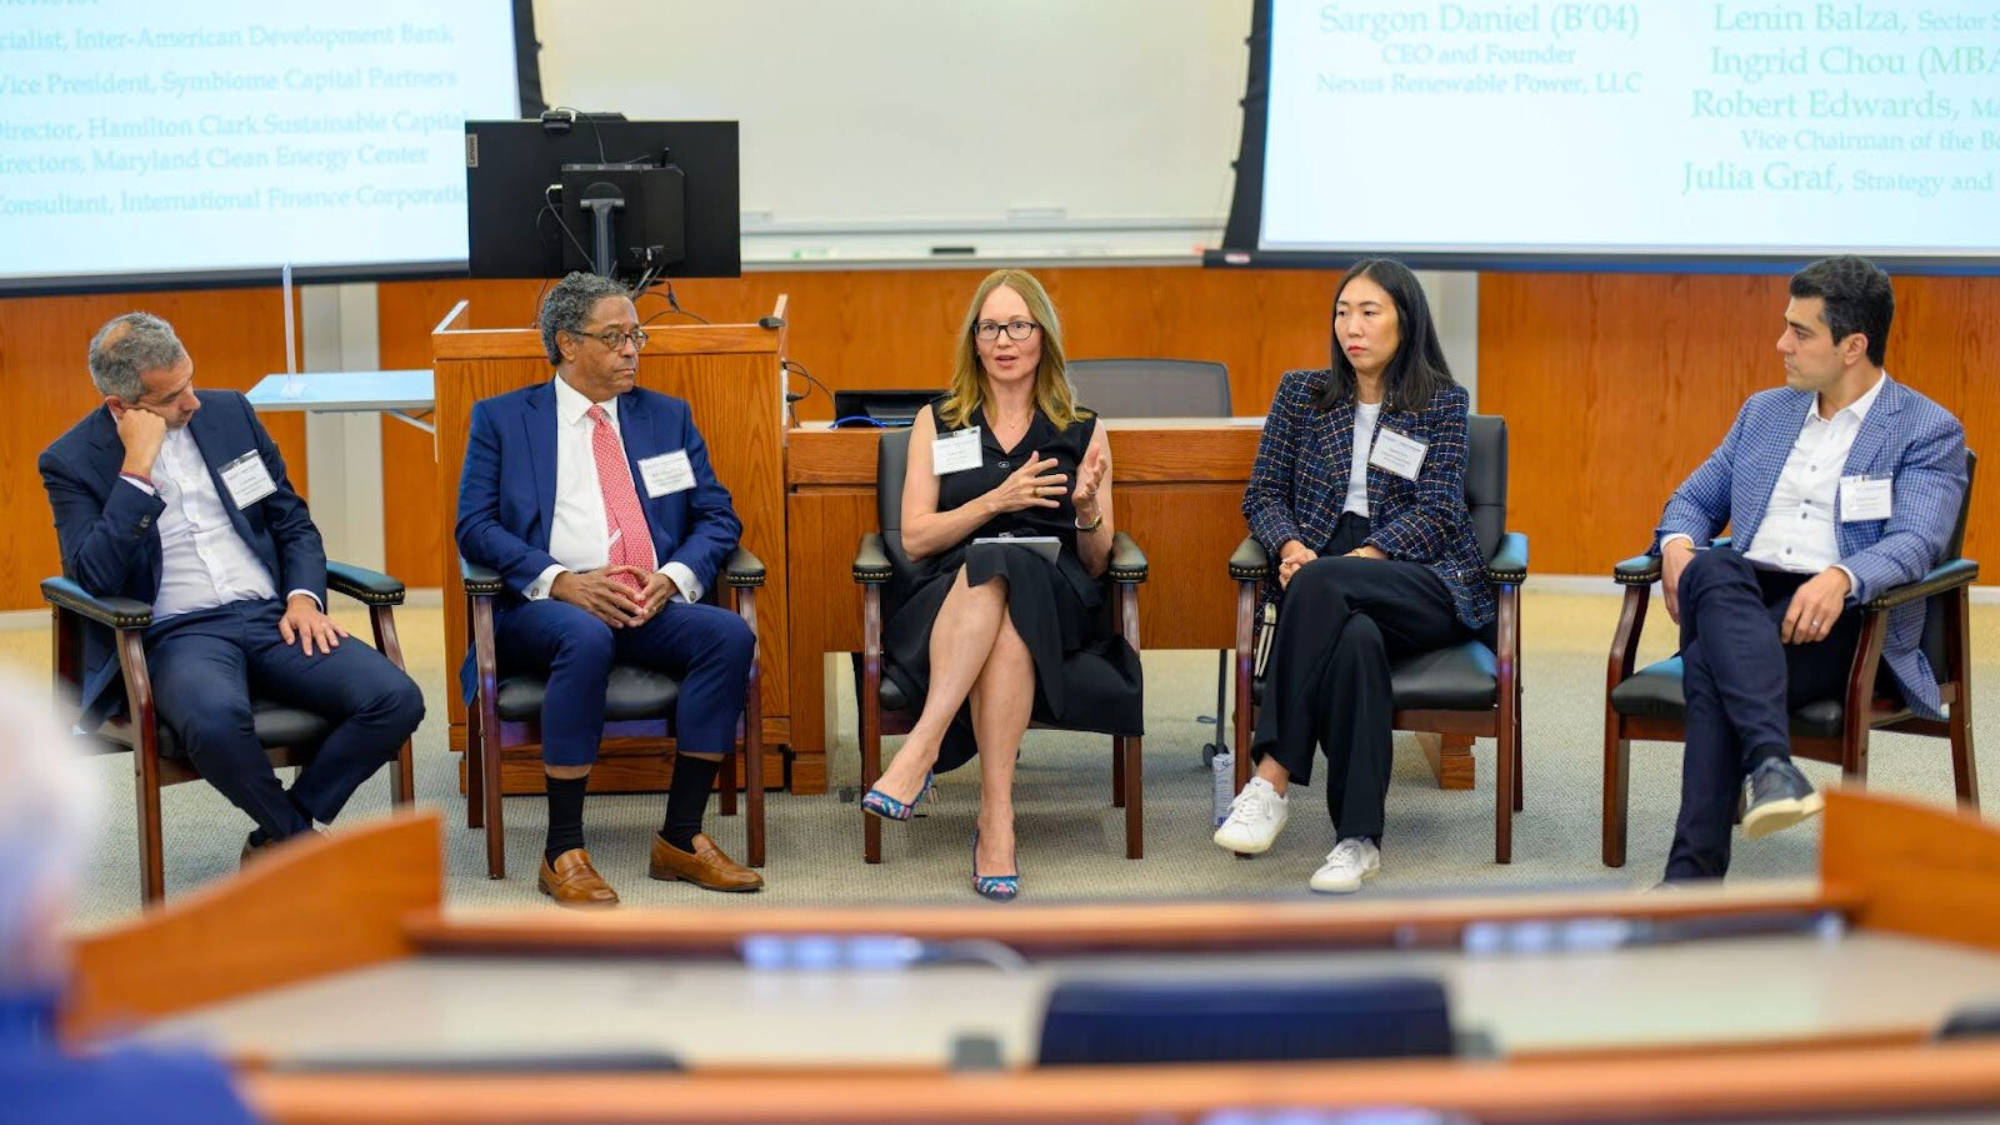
[783, 418, 1477, 795]
[63, 792, 2000, 1124]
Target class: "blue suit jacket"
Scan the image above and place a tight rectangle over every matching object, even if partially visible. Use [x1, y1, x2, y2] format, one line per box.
[1243, 370, 1496, 631]
[2, 990, 260, 1125]
[1652, 375, 1968, 718]
[38, 391, 326, 725]
[454, 380, 742, 697]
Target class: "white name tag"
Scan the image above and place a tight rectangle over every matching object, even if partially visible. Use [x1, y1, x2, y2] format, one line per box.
[1840, 474, 1893, 522]
[637, 450, 696, 498]
[218, 450, 276, 509]
[1367, 426, 1428, 481]
[932, 427, 983, 475]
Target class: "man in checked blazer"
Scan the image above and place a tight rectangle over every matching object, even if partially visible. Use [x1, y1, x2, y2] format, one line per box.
[1652, 256, 1968, 882]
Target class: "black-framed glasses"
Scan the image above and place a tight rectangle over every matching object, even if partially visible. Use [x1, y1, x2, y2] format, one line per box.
[576, 326, 649, 351]
[973, 319, 1040, 342]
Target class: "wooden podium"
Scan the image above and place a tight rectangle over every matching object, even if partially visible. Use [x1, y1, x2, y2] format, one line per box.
[430, 300, 791, 793]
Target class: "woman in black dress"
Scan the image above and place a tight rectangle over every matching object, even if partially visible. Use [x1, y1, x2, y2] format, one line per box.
[1214, 259, 1493, 894]
[860, 269, 1138, 901]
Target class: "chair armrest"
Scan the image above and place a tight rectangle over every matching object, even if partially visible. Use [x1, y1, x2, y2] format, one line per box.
[1614, 553, 1660, 586]
[460, 559, 505, 598]
[1229, 536, 1269, 581]
[40, 577, 153, 630]
[326, 560, 405, 606]
[1486, 532, 1529, 585]
[724, 545, 766, 588]
[853, 533, 893, 584]
[1108, 531, 1148, 584]
[1864, 557, 1979, 611]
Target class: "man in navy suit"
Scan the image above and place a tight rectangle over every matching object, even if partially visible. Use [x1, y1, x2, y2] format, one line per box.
[456, 272, 760, 906]
[39, 314, 425, 859]
[1652, 256, 1968, 881]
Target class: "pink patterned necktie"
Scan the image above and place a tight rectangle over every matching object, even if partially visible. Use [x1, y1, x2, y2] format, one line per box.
[587, 404, 657, 593]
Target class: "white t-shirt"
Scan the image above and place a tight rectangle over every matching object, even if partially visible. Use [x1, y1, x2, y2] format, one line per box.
[1343, 401, 1382, 517]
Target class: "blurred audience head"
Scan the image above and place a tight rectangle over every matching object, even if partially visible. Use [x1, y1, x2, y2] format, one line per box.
[0, 672, 100, 991]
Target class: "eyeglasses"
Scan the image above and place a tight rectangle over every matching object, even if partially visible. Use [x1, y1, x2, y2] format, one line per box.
[973, 319, 1040, 342]
[576, 326, 649, 351]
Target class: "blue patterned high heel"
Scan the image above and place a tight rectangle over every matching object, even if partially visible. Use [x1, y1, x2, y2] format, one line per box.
[971, 830, 1019, 902]
[862, 772, 934, 822]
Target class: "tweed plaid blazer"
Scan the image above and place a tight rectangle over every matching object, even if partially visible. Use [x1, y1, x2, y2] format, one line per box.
[1243, 369, 1495, 631]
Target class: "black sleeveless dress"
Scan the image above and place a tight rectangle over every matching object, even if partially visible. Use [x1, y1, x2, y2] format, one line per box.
[880, 401, 1145, 773]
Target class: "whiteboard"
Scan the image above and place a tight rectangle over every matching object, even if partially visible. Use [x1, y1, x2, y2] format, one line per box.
[533, 0, 1250, 262]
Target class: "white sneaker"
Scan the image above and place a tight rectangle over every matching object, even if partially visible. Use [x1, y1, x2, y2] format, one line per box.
[1212, 777, 1289, 854]
[1309, 837, 1381, 894]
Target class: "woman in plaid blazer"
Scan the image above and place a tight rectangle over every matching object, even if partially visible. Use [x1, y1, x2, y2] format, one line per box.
[1214, 258, 1494, 894]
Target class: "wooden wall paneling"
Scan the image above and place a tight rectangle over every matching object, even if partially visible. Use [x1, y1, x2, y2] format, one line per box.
[1891, 277, 1998, 565]
[0, 286, 305, 610]
[376, 265, 1345, 592]
[1478, 273, 1999, 576]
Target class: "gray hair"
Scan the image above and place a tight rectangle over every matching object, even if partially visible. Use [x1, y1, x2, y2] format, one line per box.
[538, 272, 632, 366]
[88, 312, 187, 400]
[0, 672, 100, 987]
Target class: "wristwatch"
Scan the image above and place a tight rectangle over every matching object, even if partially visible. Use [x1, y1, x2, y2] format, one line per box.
[1074, 510, 1104, 532]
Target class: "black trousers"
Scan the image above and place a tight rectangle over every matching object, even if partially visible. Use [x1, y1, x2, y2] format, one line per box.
[1252, 514, 1466, 840]
[1666, 549, 1862, 880]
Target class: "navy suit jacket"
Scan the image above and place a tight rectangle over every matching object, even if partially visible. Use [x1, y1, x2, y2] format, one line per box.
[39, 391, 326, 725]
[454, 380, 742, 698]
[1652, 375, 1968, 718]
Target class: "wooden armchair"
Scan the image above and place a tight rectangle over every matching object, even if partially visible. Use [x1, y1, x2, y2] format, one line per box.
[1601, 455, 1980, 867]
[43, 562, 417, 904]
[851, 429, 1149, 863]
[1225, 415, 1527, 863]
[461, 547, 767, 879]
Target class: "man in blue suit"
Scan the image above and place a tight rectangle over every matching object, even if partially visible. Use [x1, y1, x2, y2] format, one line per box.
[39, 314, 425, 859]
[456, 272, 760, 906]
[1652, 256, 1968, 881]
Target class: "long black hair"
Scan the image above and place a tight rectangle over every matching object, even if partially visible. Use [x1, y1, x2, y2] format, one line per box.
[1313, 258, 1455, 413]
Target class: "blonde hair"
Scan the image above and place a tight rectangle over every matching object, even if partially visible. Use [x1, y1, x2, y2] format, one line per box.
[938, 269, 1090, 431]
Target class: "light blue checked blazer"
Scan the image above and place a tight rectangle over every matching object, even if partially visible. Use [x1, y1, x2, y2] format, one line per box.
[1652, 375, 1968, 718]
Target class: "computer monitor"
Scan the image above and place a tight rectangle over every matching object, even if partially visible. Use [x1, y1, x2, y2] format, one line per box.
[831, 389, 942, 428]
[465, 117, 740, 281]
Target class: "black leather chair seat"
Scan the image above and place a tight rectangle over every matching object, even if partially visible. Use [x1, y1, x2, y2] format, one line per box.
[878, 651, 1140, 730]
[495, 665, 681, 724]
[1606, 657, 1911, 740]
[1248, 640, 1499, 711]
[157, 699, 334, 759]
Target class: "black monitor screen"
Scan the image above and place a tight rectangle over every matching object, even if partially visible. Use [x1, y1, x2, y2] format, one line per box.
[465, 118, 739, 280]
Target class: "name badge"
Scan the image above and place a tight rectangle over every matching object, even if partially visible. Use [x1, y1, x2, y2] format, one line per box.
[1840, 474, 1893, 522]
[932, 427, 983, 475]
[218, 450, 277, 509]
[1367, 426, 1428, 481]
[637, 450, 696, 498]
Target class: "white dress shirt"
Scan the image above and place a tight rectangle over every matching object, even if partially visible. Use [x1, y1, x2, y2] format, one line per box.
[1343, 400, 1382, 517]
[525, 375, 700, 603]
[124, 427, 316, 621]
[1666, 373, 1885, 588]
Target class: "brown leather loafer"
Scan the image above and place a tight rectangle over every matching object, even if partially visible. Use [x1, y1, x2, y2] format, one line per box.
[538, 848, 620, 908]
[649, 832, 763, 892]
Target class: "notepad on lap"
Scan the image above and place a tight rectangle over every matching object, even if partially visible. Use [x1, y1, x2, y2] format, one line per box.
[972, 536, 1061, 563]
